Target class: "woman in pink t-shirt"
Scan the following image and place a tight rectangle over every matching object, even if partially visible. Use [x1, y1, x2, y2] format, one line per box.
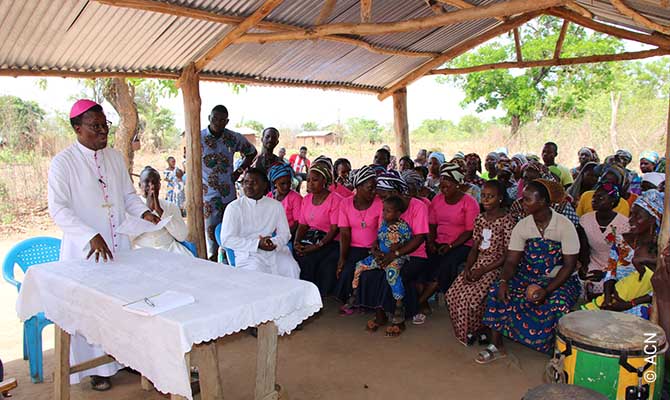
[334, 165, 382, 305]
[294, 164, 342, 296]
[268, 163, 302, 237]
[426, 163, 479, 305]
[357, 171, 429, 334]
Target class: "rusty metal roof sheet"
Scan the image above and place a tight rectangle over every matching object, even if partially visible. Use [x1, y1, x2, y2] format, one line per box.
[1, 0, 669, 94]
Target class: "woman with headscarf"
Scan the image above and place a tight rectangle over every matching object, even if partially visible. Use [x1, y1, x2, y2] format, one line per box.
[426, 151, 445, 192]
[615, 149, 640, 195]
[567, 161, 598, 205]
[464, 153, 486, 188]
[570, 147, 599, 179]
[357, 171, 428, 333]
[576, 164, 631, 217]
[582, 190, 664, 319]
[402, 169, 431, 208]
[510, 153, 527, 181]
[577, 182, 630, 300]
[477, 179, 581, 363]
[424, 163, 480, 310]
[294, 163, 342, 296]
[631, 151, 660, 195]
[481, 152, 500, 180]
[335, 166, 384, 307]
[495, 159, 517, 200]
[268, 163, 303, 237]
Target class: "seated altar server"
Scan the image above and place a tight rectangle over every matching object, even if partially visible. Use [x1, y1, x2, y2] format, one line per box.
[220, 168, 299, 278]
[47, 99, 160, 391]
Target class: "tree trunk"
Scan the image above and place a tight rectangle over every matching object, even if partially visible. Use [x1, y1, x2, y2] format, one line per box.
[102, 78, 138, 176]
[510, 114, 521, 136]
[610, 91, 621, 152]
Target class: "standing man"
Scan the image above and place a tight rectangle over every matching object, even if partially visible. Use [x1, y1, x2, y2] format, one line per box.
[542, 142, 573, 187]
[252, 127, 282, 174]
[289, 146, 311, 186]
[202, 105, 257, 261]
[48, 99, 160, 391]
[277, 147, 288, 164]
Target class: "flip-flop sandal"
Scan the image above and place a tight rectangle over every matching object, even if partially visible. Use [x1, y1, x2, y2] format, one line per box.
[475, 344, 507, 365]
[478, 333, 490, 345]
[385, 323, 406, 338]
[466, 333, 476, 346]
[90, 376, 112, 391]
[366, 318, 386, 333]
[412, 313, 426, 325]
[339, 304, 355, 316]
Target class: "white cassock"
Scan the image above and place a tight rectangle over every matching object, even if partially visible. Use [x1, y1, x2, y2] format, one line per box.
[131, 197, 193, 256]
[220, 196, 299, 278]
[48, 141, 149, 384]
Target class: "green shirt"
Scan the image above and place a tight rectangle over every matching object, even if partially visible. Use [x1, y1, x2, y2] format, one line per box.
[547, 164, 573, 186]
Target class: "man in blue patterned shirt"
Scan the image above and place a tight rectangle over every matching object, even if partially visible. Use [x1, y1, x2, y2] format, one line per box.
[201, 105, 257, 260]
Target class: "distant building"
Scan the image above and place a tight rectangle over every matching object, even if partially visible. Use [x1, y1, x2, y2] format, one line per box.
[235, 126, 258, 147]
[295, 130, 338, 147]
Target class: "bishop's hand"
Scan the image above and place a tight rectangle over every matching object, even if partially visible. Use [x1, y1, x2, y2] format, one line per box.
[141, 210, 161, 224]
[87, 234, 113, 263]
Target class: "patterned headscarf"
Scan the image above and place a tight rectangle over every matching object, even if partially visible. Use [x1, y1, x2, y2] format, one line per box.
[453, 151, 465, 160]
[428, 151, 446, 165]
[655, 158, 666, 173]
[511, 153, 528, 165]
[594, 182, 622, 205]
[450, 156, 467, 171]
[615, 149, 633, 166]
[377, 170, 408, 194]
[523, 161, 555, 181]
[465, 153, 482, 172]
[486, 152, 501, 163]
[532, 179, 566, 204]
[309, 164, 333, 185]
[640, 150, 660, 165]
[578, 147, 600, 163]
[401, 169, 425, 192]
[633, 189, 665, 234]
[268, 163, 293, 184]
[439, 162, 465, 184]
[313, 155, 333, 171]
[352, 165, 376, 188]
[600, 164, 626, 187]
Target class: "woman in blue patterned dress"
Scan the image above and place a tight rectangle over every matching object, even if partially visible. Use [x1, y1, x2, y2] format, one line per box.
[477, 179, 581, 363]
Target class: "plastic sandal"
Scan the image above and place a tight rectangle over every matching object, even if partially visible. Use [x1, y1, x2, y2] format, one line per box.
[475, 344, 507, 365]
[412, 313, 426, 325]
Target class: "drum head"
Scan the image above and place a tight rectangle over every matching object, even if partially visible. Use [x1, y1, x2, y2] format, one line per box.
[558, 310, 667, 352]
[523, 384, 607, 399]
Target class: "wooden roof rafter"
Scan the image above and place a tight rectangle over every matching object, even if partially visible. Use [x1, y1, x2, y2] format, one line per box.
[610, 0, 670, 36]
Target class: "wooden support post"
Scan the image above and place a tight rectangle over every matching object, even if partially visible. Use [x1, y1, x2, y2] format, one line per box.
[180, 63, 206, 258]
[513, 28, 523, 62]
[192, 342, 225, 400]
[255, 322, 279, 400]
[392, 88, 410, 158]
[54, 327, 71, 400]
[653, 94, 670, 324]
[315, 0, 338, 25]
[360, 0, 372, 23]
[554, 20, 569, 60]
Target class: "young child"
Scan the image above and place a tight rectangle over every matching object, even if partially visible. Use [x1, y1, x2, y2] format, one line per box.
[344, 196, 412, 326]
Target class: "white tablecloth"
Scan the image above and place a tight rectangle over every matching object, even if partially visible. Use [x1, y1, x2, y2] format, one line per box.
[16, 248, 322, 399]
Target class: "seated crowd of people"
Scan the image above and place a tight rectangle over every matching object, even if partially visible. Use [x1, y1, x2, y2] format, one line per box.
[138, 124, 667, 365]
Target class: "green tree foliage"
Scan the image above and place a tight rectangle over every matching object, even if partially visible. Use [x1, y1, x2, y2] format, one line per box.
[345, 117, 384, 144]
[411, 116, 487, 140]
[301, 121, 319, 131]
[0, 95, 46, 149]
[240, 119, 264, 133]
[439, 16, 624, 135]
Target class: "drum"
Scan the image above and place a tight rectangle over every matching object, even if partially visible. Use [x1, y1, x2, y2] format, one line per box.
[523, 383, 607, 399]
[552, 310, 667, 400]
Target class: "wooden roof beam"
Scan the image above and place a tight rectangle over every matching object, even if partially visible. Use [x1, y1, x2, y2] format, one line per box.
[564, 1, 592, 19]
[315, 0, 338, 25]
[428, 48, 670, 75]
[425, 0, 446, 15]
[94, 0, 437, 58]
[194, 0, 285, 71]
[513, 28, 523, 62]
[547, 7, 670, 49]
[554, 20, 569, 59]
[360, 0, 372, 23]
[378, 10, 544, 100]
[435, 0, 504, 21]
[239, 0, 568, 41]
[610, 0, 670, 36]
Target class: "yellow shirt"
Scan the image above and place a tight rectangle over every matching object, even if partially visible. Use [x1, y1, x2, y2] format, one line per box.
[587, 266, 654, 309]
[576, 190, 630, 217]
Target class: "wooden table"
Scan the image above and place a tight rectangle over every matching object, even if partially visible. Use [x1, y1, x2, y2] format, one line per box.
[54, 321, 280, 400]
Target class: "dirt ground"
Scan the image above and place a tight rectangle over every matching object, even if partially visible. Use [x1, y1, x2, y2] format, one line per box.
[0, 233, 548, 400]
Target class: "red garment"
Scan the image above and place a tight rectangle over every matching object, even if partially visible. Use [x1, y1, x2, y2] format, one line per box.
[289, 154, 311, 174]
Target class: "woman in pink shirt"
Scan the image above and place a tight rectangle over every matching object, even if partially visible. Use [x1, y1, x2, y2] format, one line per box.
[357, 171, 429, 334]
[294, 164, 342, 296]
[268, 163, 302, 238]
[425, 163, 479, 310]
[331, 158, 354, 198]
[334, 165, 383, 306]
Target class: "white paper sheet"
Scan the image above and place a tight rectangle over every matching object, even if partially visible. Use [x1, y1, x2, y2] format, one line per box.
[116, 215, 172, 236]
[123, 290, 195, 317]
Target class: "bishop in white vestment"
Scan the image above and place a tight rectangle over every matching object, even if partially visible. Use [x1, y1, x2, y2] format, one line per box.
[47, 100, 157, 389]
[220, 169, 299, 278]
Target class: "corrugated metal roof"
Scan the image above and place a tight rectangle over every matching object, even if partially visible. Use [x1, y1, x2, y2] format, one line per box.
[0, 0, 669, 94]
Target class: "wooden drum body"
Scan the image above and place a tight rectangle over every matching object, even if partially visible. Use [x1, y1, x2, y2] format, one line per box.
[552, 311, 667, 400]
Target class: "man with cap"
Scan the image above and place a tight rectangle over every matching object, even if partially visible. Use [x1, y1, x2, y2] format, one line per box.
[48, 99, 160, 391]
[201, 105, 257, 261]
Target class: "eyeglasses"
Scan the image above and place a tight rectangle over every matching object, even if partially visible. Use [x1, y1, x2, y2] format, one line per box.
[82, 120, 112, 132]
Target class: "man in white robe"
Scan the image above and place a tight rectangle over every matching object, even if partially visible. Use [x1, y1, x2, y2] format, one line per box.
[220, 168, 299, 278]
[132, 166, 193, 256]
[47, 99, 160, 390]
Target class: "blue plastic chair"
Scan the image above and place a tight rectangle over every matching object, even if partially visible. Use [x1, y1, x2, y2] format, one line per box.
[2, 237, 61, 383]
[179, 241, 198, 257]
[214, 223, 235, 266]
